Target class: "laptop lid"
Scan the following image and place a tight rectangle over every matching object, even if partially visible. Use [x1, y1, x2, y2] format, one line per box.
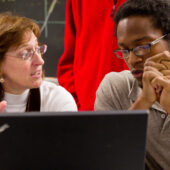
[0, 110, 148, 170]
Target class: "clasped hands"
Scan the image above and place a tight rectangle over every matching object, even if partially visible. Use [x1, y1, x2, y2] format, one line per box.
[142, 51, 170, 113]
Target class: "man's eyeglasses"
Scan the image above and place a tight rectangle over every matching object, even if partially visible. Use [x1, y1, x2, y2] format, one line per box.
[18, 44, 47, 61]
[114, 34, 167, 59]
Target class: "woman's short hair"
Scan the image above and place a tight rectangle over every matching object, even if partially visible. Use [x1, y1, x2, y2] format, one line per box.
[0, 12, 40, 62]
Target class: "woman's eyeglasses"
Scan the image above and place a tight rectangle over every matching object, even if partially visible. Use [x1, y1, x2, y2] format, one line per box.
[19, 44, 47, 61]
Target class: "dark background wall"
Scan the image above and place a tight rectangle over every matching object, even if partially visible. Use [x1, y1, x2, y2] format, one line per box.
[0, 0, 66, 77]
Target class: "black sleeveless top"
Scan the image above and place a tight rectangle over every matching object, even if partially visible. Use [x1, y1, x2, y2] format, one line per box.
[0, 83, 40, 112]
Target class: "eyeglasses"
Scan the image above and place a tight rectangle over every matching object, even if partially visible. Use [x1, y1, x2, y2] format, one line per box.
[18, 44, 47, 61]
[114, 34, 167, 59]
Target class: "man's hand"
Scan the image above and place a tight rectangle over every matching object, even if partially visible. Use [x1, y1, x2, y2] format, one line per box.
[142, 65, 163, 103]
[145, 51, 170, 74]
[129, 66, 161, 110]
[144, 51, 170, 113]
[151, 76, 170, 114]
[130, 51, 170, 110]
[142, 51, 170, 102]
[0, 101, 7, 112]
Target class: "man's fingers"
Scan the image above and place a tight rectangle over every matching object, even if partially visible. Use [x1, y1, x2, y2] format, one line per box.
[143, 70, 162, 84]
[160, 60, 170, 69]
[146, 51, 170, 70]
[151, 76, 170, 91]
[146, 51, 170, 63]
[144, 61, 167, 71]
[164, 75, 170, 79]
[144, 66, 163, 76]
[161, 70, 170, 76]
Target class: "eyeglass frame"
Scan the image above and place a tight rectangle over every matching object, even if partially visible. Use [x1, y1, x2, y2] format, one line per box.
[6, 44, 47, 61]
[114, 34, 167, 59]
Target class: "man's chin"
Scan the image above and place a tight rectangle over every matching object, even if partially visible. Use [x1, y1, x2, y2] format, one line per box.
[136, 78, 143, 88]
[138, 82, 143, 88]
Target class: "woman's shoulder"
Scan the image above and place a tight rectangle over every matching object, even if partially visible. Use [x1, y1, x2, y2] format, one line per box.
[41, 80, 64, 91]
[40, 81, 77, 111]
[40, 81, 74, 99]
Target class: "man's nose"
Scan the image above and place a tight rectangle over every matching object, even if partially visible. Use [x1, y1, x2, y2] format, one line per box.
[127, 51, 143, 66]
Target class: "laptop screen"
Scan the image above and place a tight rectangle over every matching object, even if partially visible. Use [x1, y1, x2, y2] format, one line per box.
[0, 110, 148, 170]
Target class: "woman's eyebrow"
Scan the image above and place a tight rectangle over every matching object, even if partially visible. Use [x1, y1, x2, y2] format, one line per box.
[18, 43, 39, 50]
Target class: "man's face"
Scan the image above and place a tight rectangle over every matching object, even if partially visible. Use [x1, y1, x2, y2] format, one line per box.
[117, 16, 169, 86]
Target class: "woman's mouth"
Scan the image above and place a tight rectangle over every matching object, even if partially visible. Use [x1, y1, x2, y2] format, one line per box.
[31, 70, 41, 78]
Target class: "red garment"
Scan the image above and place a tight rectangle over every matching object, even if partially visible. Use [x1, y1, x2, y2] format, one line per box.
[57, 0, 128, 110]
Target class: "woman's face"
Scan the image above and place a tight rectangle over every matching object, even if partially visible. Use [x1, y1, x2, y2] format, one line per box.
[1, 31, 44, 94]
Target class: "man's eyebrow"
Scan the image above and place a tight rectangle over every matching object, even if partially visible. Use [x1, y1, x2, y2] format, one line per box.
[118, 36, 154, 48]
[132, 36, 153, 43]
[117, 42, 128, 48]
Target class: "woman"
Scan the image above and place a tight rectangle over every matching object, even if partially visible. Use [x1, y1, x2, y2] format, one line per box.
[0, 12, 77, 112]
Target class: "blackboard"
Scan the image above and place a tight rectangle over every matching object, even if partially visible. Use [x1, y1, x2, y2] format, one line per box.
[0, 0, 66, 77]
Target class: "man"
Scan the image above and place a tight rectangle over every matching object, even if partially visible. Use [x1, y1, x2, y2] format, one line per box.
[95, 0, 170, 169]
[57, 0, 128, 110]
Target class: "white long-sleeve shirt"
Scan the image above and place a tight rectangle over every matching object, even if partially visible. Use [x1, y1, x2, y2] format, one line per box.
[4, 81, 77, 112]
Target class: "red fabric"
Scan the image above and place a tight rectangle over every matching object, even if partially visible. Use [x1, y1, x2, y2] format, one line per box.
[57, 0, 128, 110]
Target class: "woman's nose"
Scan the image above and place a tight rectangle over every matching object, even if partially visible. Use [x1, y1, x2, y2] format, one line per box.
[33, 52, 45, 65]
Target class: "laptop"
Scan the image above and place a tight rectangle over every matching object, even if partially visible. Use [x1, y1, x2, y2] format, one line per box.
[0, 110, 148, 170]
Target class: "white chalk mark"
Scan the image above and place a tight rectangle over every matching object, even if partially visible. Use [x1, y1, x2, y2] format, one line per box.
[40, 0, 59, 33]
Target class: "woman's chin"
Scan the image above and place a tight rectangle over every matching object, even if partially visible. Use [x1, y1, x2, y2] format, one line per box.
[31, 79, 42, 88]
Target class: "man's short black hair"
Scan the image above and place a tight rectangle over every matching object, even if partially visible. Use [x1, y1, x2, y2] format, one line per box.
[114, 0, 170, 42]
